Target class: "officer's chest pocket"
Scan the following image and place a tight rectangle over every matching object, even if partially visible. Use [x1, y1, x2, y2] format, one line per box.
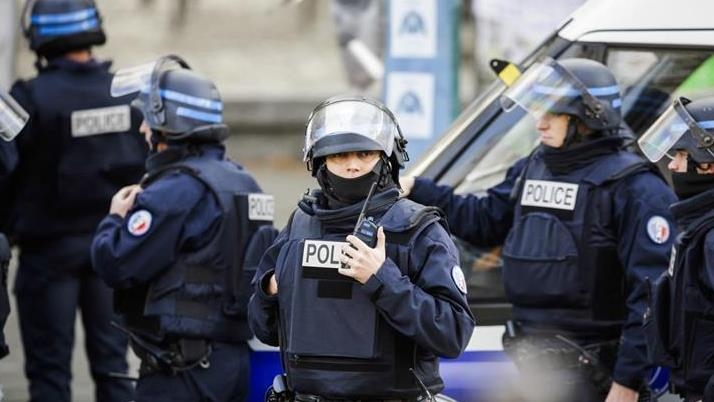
[286, 241, 378, 359]
[501, 212, 586, 308]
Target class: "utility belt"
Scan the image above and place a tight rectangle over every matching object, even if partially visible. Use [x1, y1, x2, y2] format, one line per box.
[112, 322, 212, 376]
[502, 320, 618, 395]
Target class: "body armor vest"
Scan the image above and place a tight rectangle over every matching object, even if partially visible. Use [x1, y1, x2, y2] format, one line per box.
[117, 155, 275, 343]
[647, 205, 714, 396]
[10, 60, 146, 239]
[505, 151, 649, 334]
[278, 198, 444, 399]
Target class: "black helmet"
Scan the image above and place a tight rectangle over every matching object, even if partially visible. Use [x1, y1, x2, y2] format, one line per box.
[114, 55, 228, 143]
[639, 96, 714, 164]
[501, 57, 622, 131]
[22, 0, 106, 59]
[303, 95, 409, 184]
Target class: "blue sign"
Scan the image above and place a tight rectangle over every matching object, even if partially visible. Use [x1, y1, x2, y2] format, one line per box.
[384, 0, 460, 163]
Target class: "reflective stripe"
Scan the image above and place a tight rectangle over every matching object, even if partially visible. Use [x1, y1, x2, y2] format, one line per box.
[162, 90, 223, 111]
[176, 107, 223, 123]
[612, 98, 622, 108]
[533, 84, 620, 97]
[31, 8, 96, 24]
[37, 18, 98, 36]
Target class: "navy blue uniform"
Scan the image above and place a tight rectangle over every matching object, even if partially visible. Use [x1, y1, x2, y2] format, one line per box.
[92, 144, 273, 402]
[646, 188, 714, 401]
[5, 57, 146, 402]
[409, 148, 676, 395]
[249, 188, 475, 400]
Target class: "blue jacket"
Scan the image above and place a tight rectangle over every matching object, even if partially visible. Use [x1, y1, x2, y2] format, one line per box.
[410, 148, 676, 390]
[92, 144, 273, 342]
[248, 188, 475, 399]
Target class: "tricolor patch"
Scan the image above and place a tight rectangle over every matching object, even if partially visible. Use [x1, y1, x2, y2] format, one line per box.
[451, 265, 467, 295]
[127, 209, 152, 237]
[646, 216, 670, 245]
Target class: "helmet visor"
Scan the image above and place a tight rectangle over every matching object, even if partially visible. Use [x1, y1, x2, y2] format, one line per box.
[0, 90, 29, 141]
[304, 99, 397, 161]
[111, 57, 188, 98]
[110, 61, 158, 97]
[638, 100, 704, 162]
[501, 58, 592, 120]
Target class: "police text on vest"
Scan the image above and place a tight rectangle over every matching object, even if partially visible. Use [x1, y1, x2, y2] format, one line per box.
[71, 105, 131, 137]
[302, 240, 348, 269]
[248, 194, 275, 221]
[521, 180, 579, 211]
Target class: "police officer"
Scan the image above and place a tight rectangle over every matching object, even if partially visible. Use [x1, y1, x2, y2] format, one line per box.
[248, 95, 475, 401]
[401, 58, 677, 402]
[5, 1, 146, 400]
[638, 96, 714, 402]
[92, 55, 276, 402]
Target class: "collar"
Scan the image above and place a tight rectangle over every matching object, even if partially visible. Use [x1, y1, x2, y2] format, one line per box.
[539, 136, 625, 175]
[670, 187, 714, 229]
[145, 143, 226, 175]
[44, 57, 111, 73]
[299, 188, 400, 231]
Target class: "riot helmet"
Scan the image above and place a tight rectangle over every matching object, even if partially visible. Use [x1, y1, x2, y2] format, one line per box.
[21, 0, 106, 59]
[501, 57, 622, 131]
[0, 90, 29, 142]
[638, 96, 714, 164]
[303, 95, 408, 185]
[111, 55, 228, 143]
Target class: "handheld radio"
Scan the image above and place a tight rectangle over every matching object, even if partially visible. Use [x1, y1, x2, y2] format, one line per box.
[352, 181, 379, 248]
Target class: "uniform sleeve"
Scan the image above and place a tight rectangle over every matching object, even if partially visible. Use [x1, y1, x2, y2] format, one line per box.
[91, 172, 221, 288]
[247, 228, 289, 347]
[408, 158, 525, 247]
[360, 222, 476, 358]
[612, 172, 678, 390]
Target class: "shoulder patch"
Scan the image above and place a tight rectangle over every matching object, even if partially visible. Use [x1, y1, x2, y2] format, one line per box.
[127, 210, 152, 237]
[646, 215, 670, 245]
[451, 265, 467, 295]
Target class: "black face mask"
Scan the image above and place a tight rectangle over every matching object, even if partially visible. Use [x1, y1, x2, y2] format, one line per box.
[316, 159, 392, 208]
[671, 171, 714, 200]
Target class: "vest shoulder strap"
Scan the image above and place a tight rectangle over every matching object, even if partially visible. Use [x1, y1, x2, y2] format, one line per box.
[584, 152, 656, 187]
